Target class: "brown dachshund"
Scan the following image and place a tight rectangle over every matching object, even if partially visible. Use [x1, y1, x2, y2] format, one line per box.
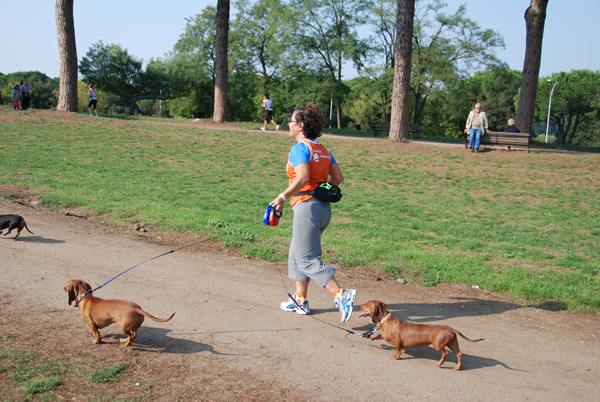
[359, 300, 483, 370]
[64, 279, 175, 347]
[0, 214, 34, 239]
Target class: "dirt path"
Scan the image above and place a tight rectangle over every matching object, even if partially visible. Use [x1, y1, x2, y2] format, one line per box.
[1, 198, 599, 401]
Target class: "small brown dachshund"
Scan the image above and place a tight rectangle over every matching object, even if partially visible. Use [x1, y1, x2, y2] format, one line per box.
[0, 214, 34, 239]
[359, 300, 483, 370]
[65, 279, 175, 347]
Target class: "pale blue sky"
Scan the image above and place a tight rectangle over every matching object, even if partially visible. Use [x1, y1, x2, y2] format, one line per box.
[1, 0, 597, 79]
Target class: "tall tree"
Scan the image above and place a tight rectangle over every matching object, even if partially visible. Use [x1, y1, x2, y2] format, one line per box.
[174, 6, 217, 77]
[409, 0, 504, 123]
[516, 0, 549, 135]
[364, 0, 504, 125]
[231, 0, 290, 85]
[55, 0, 78, 112]
[390, 0, 415, 140]
[291, 0, 370, 128]
[213, 0, 230, 123]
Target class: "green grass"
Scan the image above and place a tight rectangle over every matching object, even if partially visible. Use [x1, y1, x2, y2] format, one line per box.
[1, 108, 599, 315]
[0, 339, 143, 401]
[0, 346, 63, 399]
[89, 364, 127, 383]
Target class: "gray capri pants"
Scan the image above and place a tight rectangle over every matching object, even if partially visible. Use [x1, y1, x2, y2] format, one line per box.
[288, 197, 336, 287]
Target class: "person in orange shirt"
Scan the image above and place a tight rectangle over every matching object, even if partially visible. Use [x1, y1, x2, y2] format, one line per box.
[269, 105, 356, 324]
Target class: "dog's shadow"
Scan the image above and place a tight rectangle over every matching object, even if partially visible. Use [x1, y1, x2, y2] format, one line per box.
[370, 343, 525, 371]
[2, 235, 65, 244]
[102, 327, 242, 356]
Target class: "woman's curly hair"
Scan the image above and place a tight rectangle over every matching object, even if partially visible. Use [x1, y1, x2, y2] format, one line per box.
[293, 105, 324, 139]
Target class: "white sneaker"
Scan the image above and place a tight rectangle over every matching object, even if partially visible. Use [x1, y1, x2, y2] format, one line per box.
[280, 296, 310, 315]
[260, 127, 266, 131]
[276, 125, 280, 131]
[334, 289, 356, 324]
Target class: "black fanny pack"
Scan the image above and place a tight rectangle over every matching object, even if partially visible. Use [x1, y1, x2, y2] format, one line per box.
[295, 182, 342, 203]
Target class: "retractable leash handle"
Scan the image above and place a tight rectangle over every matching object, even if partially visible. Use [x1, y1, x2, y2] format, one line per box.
[263, 204, 282, 226]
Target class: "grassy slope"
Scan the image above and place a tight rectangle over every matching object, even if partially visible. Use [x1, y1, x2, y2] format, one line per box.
[1, 109, 599, 314]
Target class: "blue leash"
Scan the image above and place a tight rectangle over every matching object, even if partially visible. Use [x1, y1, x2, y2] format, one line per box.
[92, 250, 174, 293]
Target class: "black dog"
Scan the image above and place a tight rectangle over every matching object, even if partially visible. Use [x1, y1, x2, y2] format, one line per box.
[0, 214, 34, 239]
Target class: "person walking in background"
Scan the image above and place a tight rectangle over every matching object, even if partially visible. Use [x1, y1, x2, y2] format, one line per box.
[11, 85, 21, 111]
[87, 84, 98, 117]
[261, 93, 279, 131]
[504, 118, 520, 133]
[269, 104, 356, 324]
[464, 103, 488, 153]
[20, 80, 32, 110]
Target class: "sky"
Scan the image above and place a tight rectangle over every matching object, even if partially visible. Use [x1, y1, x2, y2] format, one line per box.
[1, 0, 598, 80]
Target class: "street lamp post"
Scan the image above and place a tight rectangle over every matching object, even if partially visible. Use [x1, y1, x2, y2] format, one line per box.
[545, 80, 558, 143]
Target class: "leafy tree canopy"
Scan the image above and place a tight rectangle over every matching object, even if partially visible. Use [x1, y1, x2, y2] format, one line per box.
[536, 69, 600, 144]
[79, 41, 172, 99]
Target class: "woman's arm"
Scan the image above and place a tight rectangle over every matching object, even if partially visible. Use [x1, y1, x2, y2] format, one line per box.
[270, 163, 310, 212]
[328, 162, 343, 186]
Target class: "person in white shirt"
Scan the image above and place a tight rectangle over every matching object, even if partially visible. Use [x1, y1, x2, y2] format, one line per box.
[88, 84, 98, 117]
[261, 93, 279, 131]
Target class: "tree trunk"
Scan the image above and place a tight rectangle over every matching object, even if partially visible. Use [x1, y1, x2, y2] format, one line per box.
[390, 0, 415, 141]
[213, 0, 230, 123]
[55, 0, 78, 112]
[516, 0, 548, 136]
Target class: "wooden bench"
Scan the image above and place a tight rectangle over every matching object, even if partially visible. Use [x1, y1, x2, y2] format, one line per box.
[373, 122, 421, 137]
[465, 131, 531, 153]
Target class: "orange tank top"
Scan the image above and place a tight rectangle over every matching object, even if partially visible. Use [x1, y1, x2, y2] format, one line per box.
[287, 139, 332, 208]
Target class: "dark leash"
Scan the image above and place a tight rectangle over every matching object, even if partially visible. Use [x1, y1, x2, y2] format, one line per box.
[268, 224, 374, 339]
[283, 287, 377, 339]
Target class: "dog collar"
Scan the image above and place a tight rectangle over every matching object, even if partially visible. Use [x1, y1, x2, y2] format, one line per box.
[362, 312, 392, 338]
[75, 290, 92, 306]
[377, 312, 392, 327]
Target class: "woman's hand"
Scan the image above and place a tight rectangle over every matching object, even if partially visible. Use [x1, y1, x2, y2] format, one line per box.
[270, 195, 285, 213]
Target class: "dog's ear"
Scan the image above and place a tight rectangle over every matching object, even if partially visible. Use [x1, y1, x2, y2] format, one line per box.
[372, 301, 383, 323]
[83, 281, 92, 292]
[373, 301, 386, 324]
[66, 283, 76, 305]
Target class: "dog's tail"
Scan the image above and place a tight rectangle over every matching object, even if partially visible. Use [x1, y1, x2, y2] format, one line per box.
[454, 330, 484, 343]
[139, 310, 175, 322]
[24, 221, 34, 235]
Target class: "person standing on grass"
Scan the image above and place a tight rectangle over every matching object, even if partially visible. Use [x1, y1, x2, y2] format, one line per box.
[88, 84, 98, 117]
[269, 104, 356, 324]
[11, 85, 21, 111]
[261, 93, 279, 131]
[20, 80, 32, 110]
[464, 103, 488, 153]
